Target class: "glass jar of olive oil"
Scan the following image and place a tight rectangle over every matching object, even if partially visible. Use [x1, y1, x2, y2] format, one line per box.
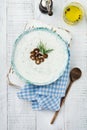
[63, 2, 84, 25]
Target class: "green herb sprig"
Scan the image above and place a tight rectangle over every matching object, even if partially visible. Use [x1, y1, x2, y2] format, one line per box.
[37, 41, 53, 54]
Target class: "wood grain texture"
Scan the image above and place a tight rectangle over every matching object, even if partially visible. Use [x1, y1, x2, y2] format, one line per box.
[0, 0, 87, 130]
[0, 0, 7, 130]
[7, 0, 36, 130]
[35, 0, 87, 130]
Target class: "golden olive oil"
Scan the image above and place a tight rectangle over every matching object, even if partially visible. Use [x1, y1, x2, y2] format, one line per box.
[63, 2, 84, 25]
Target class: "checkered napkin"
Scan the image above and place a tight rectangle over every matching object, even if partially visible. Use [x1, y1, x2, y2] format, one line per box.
[17, 49, 70, 111]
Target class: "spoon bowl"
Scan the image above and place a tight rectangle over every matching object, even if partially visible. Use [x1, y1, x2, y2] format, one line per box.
[70, 68, 82, 82]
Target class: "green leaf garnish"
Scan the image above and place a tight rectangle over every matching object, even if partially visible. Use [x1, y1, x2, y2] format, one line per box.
[37, 41, 53, 54]
[45, 49, 54, 54]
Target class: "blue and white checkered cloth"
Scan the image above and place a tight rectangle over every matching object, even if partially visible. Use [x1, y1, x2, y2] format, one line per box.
[17, 49, 70, 111]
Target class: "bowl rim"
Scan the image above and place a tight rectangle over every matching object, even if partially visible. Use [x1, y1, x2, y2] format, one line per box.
[11, 27, 69, 86]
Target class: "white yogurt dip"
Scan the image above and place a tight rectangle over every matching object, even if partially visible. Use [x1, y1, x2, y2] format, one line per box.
[13, 28, 68, 85]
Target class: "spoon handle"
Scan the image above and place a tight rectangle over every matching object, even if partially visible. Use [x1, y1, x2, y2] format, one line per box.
[65, 81, 73, 97]
[50, 81, 72, 124]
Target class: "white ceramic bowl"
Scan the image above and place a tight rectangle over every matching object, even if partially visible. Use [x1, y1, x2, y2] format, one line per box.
[11, 27, 69, 85]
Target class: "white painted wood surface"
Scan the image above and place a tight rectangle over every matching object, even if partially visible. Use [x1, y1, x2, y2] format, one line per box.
[0, 0, 87, 130]
[7, 0, 36, 130]
[35, 1, 87, 130]
[0, 0, 7, 130]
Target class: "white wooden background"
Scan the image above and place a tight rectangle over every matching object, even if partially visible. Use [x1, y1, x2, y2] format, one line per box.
[0, 0, 87, 130]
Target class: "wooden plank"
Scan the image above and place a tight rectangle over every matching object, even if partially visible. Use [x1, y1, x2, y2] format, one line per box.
[64, 19, 87, 130]
[3, 0, 87, 129]
[63, 1, 87, 129]
[7, 0, 36, 130]
[35, 0, 68, 129]
[0, 0, 7, 130]
[35, 0, 87, 130]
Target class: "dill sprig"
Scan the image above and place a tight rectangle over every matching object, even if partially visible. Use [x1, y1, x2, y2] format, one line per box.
[37, 41, 53, 54]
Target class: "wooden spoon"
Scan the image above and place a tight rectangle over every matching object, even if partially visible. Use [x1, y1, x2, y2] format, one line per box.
[50, 67, 82, 124]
